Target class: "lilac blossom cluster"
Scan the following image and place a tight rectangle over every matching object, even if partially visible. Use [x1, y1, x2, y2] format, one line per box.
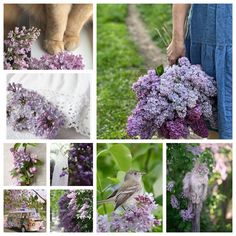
[60, 143, 93, 186]
[97, 193, 161, 232]
[58, 190, 93, 232]
[127, 57, 217, 139]
[4, 26, 85, 70]
[7, 83, 65, 138]
[10, 145, 43, 186]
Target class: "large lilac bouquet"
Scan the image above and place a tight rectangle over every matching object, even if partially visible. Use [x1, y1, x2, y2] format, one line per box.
[4, 26, 85, 70]
[127, 57, 217, 139]
[97, 193, 161, 232]
[58, 190, 93, 232]
[60, 143, 93, 186]
[10, 143, 43, 186]
[7, 83, 65, 139]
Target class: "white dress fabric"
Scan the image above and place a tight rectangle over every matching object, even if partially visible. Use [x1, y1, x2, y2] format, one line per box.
[51, 143, 69, 186]
[7, 73, 91, 139]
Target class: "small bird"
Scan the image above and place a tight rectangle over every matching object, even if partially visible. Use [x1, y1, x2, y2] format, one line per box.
[97, 170, 145, 210]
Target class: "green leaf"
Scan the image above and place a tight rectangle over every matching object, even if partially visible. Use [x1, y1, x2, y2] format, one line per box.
[106, 177, 120, 184]
[108, 144, 132, 171]
[97, 149, 109, 158]
[28, 143, 37, 147]
[155, 64, 164, 76]
[35, 159, 44, 166]
[13, 143, 21, 151]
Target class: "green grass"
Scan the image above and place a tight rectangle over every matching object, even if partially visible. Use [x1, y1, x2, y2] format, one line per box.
[137, 4, 172, 50]
[97, 4, 145, 139]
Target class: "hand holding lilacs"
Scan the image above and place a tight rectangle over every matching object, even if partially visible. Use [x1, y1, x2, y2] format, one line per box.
[10, 143, 43, 186]
[127, 57, 217, 139]
[58, 190, 93, 232]
[4, 27, 85, 70]
[7, 83, 65, 139]
[97, 193, 161, 232]
[60, 143, 93, 186]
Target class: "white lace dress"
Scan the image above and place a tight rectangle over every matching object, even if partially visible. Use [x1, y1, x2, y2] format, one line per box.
[7, 73, 90, 139]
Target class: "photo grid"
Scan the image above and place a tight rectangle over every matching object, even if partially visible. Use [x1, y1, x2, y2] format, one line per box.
[0, 0, 234, 235]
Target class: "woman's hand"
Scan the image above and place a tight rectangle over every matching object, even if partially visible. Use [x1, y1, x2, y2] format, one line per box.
[167, 4, 190, 65]
[167, 39, 186, 65]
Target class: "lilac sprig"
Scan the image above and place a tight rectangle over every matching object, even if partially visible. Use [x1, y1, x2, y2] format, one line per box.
[4, 26, 40, 70]
[7, 83, 65, 139]
[97, 193, 161, 232]
[10, 143, 43, 186]
[127, 57, 217, 139]
[4, 26, 85, 70]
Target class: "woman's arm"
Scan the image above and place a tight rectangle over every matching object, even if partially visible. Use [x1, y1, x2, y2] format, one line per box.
[167, 4, 191, 65]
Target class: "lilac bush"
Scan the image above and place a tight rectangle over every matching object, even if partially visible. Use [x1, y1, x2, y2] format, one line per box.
[7, 83, 65, 138]
[97, 193, 161, 232]
[4, 26, 85, 70]
[10, 143, 43, 186]
[127, 57, 217, 139]
[58, 190, 93, 232]
[60, 143, 93, 186]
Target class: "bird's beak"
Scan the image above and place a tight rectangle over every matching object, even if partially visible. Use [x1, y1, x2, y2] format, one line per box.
[141, 172, 146, 176]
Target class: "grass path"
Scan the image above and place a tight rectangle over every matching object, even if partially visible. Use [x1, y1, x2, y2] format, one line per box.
[97, 4, 171, 139]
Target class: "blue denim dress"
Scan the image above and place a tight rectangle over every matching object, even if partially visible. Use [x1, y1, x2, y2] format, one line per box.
[185, 4, 232, 139]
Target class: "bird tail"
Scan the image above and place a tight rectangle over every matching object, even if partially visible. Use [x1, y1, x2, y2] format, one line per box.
[97, 198, 114, 204]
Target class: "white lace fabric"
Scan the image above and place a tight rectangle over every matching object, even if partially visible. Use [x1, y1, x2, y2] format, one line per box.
[7, 73, 90, 139]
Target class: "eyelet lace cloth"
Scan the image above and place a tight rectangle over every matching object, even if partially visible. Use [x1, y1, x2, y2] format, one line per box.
[7, 73, 90, 139]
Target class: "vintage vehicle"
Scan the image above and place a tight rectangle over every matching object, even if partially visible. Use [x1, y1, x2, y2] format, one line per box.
[6, 208, 45, 232]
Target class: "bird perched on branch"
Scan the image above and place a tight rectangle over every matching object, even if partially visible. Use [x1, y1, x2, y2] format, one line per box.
[97, 170, 145, 210]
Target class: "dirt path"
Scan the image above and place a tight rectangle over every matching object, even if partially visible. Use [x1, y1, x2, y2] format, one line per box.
[126, 4, 167, 68]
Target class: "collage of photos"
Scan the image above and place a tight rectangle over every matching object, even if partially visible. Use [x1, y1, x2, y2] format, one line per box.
[0, 1, 234, 235]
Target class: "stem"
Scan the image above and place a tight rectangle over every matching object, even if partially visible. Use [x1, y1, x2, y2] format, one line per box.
[32, 190, 46, 203]
[97, 175, 107, 214]
[144, 147, 152, 173]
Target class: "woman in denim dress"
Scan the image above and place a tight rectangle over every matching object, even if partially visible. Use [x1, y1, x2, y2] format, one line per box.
[167, 4, 232, 139]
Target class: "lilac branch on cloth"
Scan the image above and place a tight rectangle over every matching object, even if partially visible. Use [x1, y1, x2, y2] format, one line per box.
[7, 83, 65, 139]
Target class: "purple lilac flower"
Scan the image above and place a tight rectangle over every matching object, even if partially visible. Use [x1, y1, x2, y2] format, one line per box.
[167, 181, 175, 192]
[7, 83, 65, 139]
[4, 27, 40, 70]
[180, 206, 194, 221]
[58, 190, 93, 232]
[97, 193, 161, 232]
[29, 52, 85, 70]
[10, 147, 42, 186]
[127, 57, 217, 139]
[4, 26, 85, 70]
[67, 143, 93, 186]
[170, 195, 180, 209]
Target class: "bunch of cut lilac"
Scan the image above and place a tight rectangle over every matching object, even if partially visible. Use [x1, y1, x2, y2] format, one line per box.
[127, 57, 217, 139]
[58, 190, 93, 232]
[4, 26, 85, 70]
[97, 193, 161, 232]
[7, 83, 65, 138]
[10, 143, 43, 186]
[60, 143, 93, 186]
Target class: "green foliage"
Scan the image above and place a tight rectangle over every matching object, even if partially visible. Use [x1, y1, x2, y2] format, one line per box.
[97, 143, 163, 231]
[137, 4, 172, 50]
[167, 144, 232, 232]
[97, 4, 145, 139]
[50, 190, 66, 215]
